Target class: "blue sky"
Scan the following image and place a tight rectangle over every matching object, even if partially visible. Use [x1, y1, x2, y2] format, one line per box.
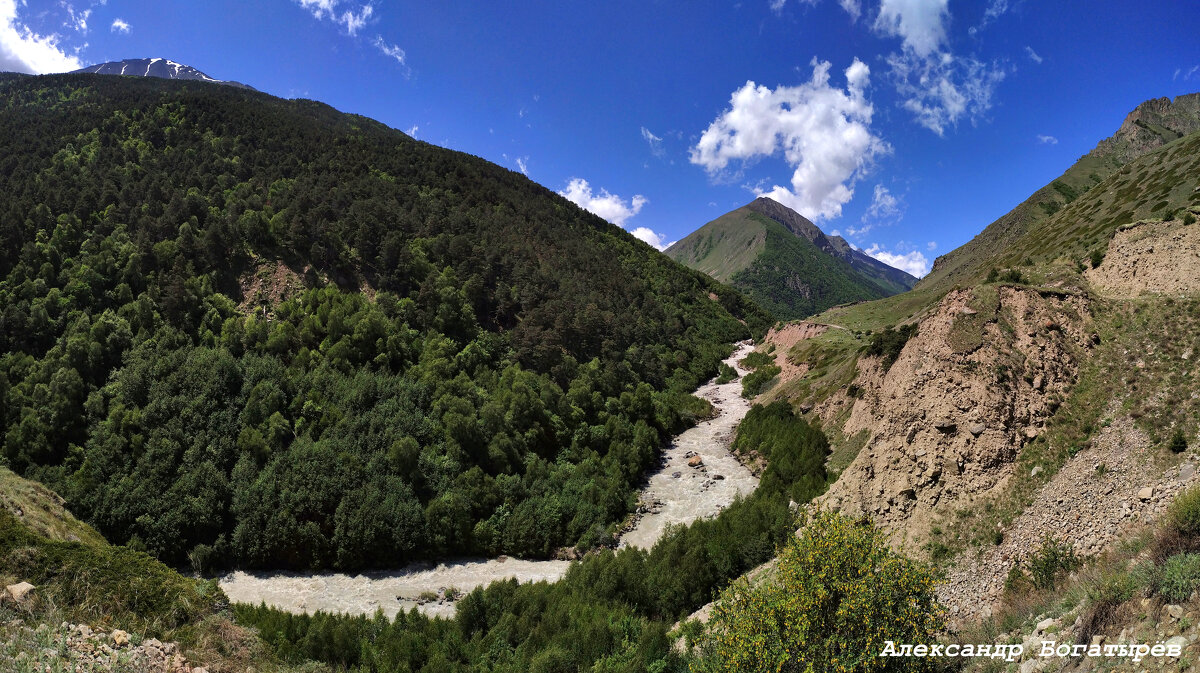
[2, 1, 1198, 276]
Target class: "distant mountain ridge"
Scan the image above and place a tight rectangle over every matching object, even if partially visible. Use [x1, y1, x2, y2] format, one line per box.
[665, 197, 917, 320]
[72, 58, 255, 90]
[743, 197, 917, 294]
[923, 92, 1200, 285]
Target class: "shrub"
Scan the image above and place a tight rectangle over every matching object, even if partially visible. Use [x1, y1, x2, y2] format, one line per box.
[1158, 554, 1200, 601]
[1089, 249, 1105, 269]
[1169, 429, 1189, 454]
[739, 351, 775, 370]
[715, 362, 738, 384]
[863, 323, 918, 371]
[1168, 486, 1200, 537]
[740, 365, 781, 398]
[1026, 535, 1080, 591]
[1078, 570, 1137, 645]
[1183, 211, 1197, 226]
[999, 268, 1026, 284]
[696, 509, 945, 672]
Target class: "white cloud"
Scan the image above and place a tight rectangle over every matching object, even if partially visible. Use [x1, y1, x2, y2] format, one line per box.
[926, 241, 937, 251]
[558, 178, 647, 228]
[110, 18, 130, 34]
[1037, 134, 1058, 145]
[557, 178, 671, 250]
[515, 156, 528, 175]
[630, 227, 674, 251]
[873, 0, 948, 58]
[65, 5, 90, 34]
[0, 0, 82, 73]
[864, 184, 903, 222]
[1024, 46, 1042, 64]
[769, 0, 818, 13]
[863, 243, 930, 277]
[839, 0, 862, 21]
[294, 0, 373, 35]
[373, 35, 407, 68]
[690, 58, 888, 221]
[641, 126, 665, 158]
[406, 124, 418, 136]
[884, 48, 1005, 136]
[874, 0, 1006, 135]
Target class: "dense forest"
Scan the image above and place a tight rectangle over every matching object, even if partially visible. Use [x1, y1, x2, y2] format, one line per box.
[0, 72, 771, 570]
[235, 401, 833, 672]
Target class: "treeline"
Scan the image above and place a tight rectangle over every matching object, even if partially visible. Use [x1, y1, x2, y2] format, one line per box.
[0, 72, 771, 569]
[732, 400, 829, 504]
[236, 402, 831, 672]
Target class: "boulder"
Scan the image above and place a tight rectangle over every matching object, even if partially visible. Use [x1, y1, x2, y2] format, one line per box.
[687, 456, 703, 468]
[112, 629, 130, 646]
[5, 582, 34, 605]
[968, 423, 986, 436]
[934, 419, 957, 433]
[1166, 635, 1188, 655]
[1138, 486, 1155, 502]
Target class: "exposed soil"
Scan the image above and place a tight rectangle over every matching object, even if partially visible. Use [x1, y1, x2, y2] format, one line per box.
[819, 286, 1092, 553]
[1086, 218, 1200, 297]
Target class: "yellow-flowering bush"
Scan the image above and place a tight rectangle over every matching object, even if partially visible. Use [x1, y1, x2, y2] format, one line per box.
[694, 508, 945, 673]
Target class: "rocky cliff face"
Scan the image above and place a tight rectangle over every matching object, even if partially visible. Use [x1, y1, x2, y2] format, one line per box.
[820, 286, 1093, 550]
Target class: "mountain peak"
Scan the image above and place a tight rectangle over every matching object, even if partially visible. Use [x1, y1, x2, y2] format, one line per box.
[71, 58, 255, 91]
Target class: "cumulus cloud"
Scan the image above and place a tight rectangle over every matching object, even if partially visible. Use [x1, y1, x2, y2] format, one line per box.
[1025, 46, 1043, 64]
[630, 227, 674, 251]
[1037, 134, 1058, 145]
[559, 178, 647, 228]
[111, 18, 130, 34]
[690, 58, 888, 221]
[558, 178, 672, 250]
[863, 243, 930, 277]
[874, 0, 1006, 135]
[0, 0, 82, 74]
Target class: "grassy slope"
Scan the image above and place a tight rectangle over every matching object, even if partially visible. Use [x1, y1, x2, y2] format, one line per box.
[664, 208, 769, 283]
[922, 92, 1200, 291]
[666, 208, 902, 319]
[0, 466, 306, 671]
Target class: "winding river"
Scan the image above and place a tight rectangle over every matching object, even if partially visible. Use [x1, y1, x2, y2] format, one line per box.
[219, 341, 759, 618]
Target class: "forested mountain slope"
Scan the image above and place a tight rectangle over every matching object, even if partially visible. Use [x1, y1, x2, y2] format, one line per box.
[665, 197, 915, 320]
[0, 71, 770, 571]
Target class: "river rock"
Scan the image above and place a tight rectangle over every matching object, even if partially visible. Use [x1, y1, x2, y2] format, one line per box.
[688, 456, 703, 468]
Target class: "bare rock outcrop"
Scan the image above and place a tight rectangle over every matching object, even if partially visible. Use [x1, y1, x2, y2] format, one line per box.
[820, 285, 1092, 552]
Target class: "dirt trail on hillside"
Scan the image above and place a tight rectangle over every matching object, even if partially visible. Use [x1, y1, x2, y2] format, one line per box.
[220, 342, 759, 619]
